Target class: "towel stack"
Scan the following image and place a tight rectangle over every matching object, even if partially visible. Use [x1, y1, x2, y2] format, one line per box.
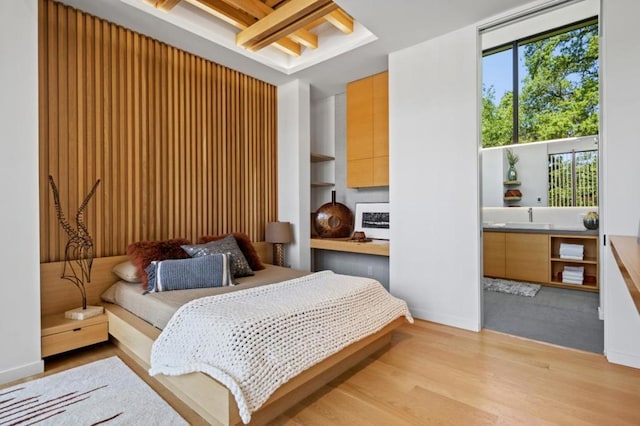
[559, 243, 584, 260]
[562, 266, 584, 285]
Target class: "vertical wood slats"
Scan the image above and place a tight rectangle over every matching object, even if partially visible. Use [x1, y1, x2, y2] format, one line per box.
[39, 0, 278, 263]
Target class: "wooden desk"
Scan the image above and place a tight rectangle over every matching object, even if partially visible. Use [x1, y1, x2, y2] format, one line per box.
[310, 237, 389, 256]
[609, 235, 640, 313]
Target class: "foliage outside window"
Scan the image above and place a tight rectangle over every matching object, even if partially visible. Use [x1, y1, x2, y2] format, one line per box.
[548, 150, 598, 207]
[482, 18, 599, 148]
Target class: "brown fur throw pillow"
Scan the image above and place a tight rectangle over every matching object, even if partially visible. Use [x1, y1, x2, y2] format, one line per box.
[126, 238, 191, 289]
[197, 232, 265, 271]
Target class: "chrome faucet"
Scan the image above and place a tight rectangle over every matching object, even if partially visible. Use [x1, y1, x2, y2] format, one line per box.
[528, 207, 533, 222]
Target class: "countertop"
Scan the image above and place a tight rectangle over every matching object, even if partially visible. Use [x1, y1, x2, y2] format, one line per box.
[310, 237, 389, 256]
[483, 225, 598, 236]
[609, 236, 640, 313]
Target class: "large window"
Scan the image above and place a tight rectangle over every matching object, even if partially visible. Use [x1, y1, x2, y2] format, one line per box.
[482, 18, 599, 148]
[548, 149, 598, 207]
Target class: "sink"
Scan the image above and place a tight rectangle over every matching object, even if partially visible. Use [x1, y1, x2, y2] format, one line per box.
[504, 222, 552, 230]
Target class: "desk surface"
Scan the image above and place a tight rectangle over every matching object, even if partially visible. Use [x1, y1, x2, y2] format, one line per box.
[609, 235, 640, 314]
[310, 237, 389, 256]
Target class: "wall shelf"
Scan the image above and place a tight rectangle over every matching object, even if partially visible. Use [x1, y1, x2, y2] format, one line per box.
[311, 182, 335, 188]
[311, 153, 335, 162]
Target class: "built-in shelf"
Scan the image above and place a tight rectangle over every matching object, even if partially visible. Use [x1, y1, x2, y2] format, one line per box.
[503, 181, 521, 185]
[503, 196, 521, 201]
[311, 182, 335, 188]
[310, 237, 389, 256]
[311, 153, 335, 162]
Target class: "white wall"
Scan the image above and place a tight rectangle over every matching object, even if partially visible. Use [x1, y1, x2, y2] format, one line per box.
[389, 25, 482, 331]
[601, 0, 640, 368]
[0, 0, 44, 384]
[277, 80, 311, 271]
[310, 97, 336, 211]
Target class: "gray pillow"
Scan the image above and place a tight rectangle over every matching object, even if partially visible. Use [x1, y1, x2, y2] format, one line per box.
[144, 254, 234, 293]
[182, 234, 254, 277]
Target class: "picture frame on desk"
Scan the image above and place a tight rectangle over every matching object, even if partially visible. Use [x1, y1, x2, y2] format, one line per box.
[354, 202, 390, 240]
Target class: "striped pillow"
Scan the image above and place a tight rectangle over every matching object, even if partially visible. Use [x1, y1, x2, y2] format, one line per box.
[144, 253, 234, 293]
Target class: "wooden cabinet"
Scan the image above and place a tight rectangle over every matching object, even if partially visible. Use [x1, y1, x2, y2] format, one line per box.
[41, 313, 108, 357]
[347, 72, 388, 188]
[483, 230, 599, 292]
[505, 233, 549, 283]
[483, 232, 506, 278]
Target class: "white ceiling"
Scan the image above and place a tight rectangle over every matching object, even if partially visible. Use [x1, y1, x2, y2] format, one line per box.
[56, 0, 535, 99]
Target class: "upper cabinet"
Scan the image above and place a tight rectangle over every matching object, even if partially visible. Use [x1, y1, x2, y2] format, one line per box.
[347, 72, 389, 188]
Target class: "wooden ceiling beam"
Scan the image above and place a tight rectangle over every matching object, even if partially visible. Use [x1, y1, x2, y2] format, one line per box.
[221, 0, 317, 49]
[155, 0, 182, 12]
[237, 0, 338, 52]
[187, 0, 301, 55]
[324, 9, 353, 34]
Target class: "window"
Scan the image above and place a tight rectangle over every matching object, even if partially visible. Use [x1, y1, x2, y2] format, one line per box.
[482, 18, 599, 148]
[548, 149, 598, 207]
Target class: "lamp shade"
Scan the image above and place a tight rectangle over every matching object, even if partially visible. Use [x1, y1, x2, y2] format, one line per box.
[265, 221, 292, 244]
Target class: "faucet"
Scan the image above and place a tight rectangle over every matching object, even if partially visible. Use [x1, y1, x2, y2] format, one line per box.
[528, 207, 533, 223]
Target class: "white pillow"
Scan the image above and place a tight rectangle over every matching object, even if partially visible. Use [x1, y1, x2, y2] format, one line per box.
[112, 260, 142, 283]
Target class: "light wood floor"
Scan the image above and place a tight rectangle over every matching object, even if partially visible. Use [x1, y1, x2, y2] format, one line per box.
[7, 319, 640, 425]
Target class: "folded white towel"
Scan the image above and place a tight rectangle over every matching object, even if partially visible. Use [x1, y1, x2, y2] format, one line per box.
[560, 254, 584, 260]
[564, 266, 585, 273]
[562, 273, 584, 282]
[560, 243, 584, 251]
[563, 278, 584, 285]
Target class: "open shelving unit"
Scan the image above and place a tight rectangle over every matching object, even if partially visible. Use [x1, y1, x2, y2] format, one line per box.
[503, 180, 521, 205]
[310, 153, 335, 188]
[549, 234, 599, 292]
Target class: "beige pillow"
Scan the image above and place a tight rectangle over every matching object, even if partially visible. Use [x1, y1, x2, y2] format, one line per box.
[112, 260, 142, 283]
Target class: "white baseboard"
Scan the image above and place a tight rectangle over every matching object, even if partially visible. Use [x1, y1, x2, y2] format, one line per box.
[0, 360, 44, 386]
[606, 350, 640, 369]
[409, 306, 481, 332]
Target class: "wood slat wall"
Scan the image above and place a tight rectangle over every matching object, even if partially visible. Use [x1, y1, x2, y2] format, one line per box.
[38, 0, 278, 262]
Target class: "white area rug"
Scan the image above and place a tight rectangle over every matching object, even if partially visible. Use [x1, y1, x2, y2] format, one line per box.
[483, 277, 541, 297]
[0, 356, 187, 425]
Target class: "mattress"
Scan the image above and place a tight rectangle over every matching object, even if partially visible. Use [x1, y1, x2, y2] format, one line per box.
[101, 264, 309, 329]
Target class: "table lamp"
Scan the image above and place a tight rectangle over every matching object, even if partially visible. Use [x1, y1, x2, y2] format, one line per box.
[265, 221, 292, 267]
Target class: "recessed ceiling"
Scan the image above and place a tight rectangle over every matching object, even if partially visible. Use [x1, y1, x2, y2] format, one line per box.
[123, 0, 378, 74]
[55, 0, 536, 99]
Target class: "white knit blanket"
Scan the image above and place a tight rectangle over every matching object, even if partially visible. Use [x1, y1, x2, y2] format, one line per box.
[149, 270, 413, 424]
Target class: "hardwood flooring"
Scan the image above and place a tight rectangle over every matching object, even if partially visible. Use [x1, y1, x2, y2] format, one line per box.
[7, 319, 640, 425]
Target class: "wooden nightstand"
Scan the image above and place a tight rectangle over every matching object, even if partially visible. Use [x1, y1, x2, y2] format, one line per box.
[41, 312, 108, 357]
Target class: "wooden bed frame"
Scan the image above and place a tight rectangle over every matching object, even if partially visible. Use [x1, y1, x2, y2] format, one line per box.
[41, 243, 406, 425]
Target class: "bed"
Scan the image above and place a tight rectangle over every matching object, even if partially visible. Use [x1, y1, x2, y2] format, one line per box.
[41, 240, 411, 425]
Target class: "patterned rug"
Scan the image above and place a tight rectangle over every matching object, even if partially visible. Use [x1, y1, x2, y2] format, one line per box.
[0, 356, 187, 425]
[483, 277, 541, 297]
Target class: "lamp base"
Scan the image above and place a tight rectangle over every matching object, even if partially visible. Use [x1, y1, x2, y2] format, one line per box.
[273, 243, 287, 267]
[65, 305, 104, 320]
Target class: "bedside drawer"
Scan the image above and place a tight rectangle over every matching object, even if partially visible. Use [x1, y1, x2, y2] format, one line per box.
[41, 322, 108, 357]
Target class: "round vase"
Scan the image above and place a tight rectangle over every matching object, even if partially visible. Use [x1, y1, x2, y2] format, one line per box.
[583, 211, 599, 230]
[507, 166, 518, 182]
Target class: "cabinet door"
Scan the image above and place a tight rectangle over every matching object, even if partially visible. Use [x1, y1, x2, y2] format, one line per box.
[372, 72, 388, 159]
[347, 77, 373, 161]
[505, 233, 549, 283]
[483, 232, 506, 278]
[347, 158, 373, 188]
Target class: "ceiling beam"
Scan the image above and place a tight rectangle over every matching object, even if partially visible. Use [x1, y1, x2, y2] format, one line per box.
[237, 0, 338, 52]
[155, 0, 182, 12]
[221, 0, 317, 49]
[324, 9, 353, 34]
[187, 0, 301, 56]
